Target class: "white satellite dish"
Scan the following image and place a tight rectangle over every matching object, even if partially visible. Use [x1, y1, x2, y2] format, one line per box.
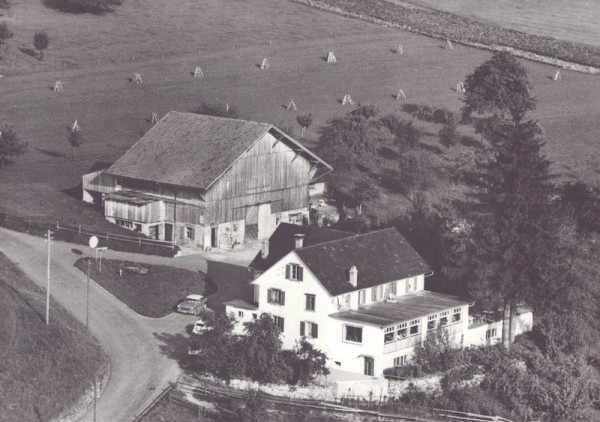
[89, 236, 99, 249]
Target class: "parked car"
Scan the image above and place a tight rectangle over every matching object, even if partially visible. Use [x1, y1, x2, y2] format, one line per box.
[192, 319, 210, 335]
[177, 294, 206, 315]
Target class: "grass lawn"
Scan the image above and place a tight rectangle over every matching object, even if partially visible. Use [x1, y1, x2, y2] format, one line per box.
[0, 252, 108, 422]
[0, 0, 598, 230]
[74, 258, 206, 318]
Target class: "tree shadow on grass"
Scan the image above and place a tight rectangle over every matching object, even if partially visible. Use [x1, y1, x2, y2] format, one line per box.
[1, 280, 46, 323]
[378, 146, 399, 160]
[153, 332, 190, 367]
[60, 183, 82, 200]
[19, 47, 37, 58]
[41, 0, 112, 14]
[33, 147, 67, 158]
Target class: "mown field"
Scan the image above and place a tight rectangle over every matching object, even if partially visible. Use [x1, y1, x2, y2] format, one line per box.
[407, 0, 600, 47]
[0, 0, 598, 224]
[0, 252, 108, 422]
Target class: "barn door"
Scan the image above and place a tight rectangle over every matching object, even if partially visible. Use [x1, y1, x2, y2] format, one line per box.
[257, 203, 272, 239]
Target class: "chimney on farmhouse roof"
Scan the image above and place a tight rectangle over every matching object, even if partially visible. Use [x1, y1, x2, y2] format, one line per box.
[294, 233, 305, 249]
[261, 239, 269, 259]
[349, 266, 358, 287]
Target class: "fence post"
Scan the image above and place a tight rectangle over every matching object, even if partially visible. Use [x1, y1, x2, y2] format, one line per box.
[106, 232, 109, 242]
[56, 220, 59, 231]
[79, 224, 81, 235]
[139, 237, 141, 246]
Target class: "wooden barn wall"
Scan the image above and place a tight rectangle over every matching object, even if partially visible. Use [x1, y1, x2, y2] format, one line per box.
[164, 202, 205, 225]
[204, 132, 315, 224]
[104, 200, 163, 223]
[119, 177, 203, 205]
[83, 171, 117, 193]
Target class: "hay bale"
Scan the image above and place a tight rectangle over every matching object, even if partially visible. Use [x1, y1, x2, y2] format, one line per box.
[286, 99, 297, 112]
[327, 51, 337, 63]
[132, 73, 143, 84]
[341, 94, 354, 106]
[193, 66, 204, 78]
[396, 89, 406, 100]
[53, 81, 64, 93]
[260, 58, 270, 70]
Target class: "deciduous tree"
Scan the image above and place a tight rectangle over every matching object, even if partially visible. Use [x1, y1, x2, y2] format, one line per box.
[33, 31, 49, 61]
[296, 113, 313, 137]
[0, 125, 27, 168]
[67, 128, 83, 160]
[462, 51, 535, 123]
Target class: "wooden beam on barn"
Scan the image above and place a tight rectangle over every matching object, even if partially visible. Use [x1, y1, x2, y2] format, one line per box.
[271, 133, 286, 148]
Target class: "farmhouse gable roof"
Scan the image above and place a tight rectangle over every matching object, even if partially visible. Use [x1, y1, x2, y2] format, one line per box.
[105, 111, 330, 190]
[295, 228, 431, 296]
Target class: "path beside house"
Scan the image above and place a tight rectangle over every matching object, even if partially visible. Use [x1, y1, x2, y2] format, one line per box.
[0, 228, 254, 421]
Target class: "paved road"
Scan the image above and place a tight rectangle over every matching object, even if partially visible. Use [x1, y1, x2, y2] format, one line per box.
[0, 228, 212, 421]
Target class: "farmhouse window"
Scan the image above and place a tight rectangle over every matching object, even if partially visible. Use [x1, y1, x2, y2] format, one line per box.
[344, 325, 363, 343]
[440, 316, 448, 326]
[305, 294, 316, 311]
[358, 289, 366, 305]
[397, 322, 408, 339]
[273, 316, 285, 332]
[238, 311, 244, 317]
[486, 327, 497, 339]
[452, 308, 461, 322]
[267, 288, 286, 305]
[410, 319, 421, 336]
[300, 321, 319, 338]
[285, 264, 303, 281]
[394, 355, 408, 367]
[384, 326, 395, 344]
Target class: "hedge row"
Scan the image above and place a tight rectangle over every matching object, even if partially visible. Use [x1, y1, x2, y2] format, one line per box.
[0, 212, 178, 257]
[293, 0, 600, 69]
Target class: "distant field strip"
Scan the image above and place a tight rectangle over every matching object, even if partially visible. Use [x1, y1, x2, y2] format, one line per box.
[292, 0, 600, 69]
[406, 0, 600, 48]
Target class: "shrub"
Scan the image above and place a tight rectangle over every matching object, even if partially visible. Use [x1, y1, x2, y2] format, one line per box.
[381, 113, 421, 151]
[0, 23, 13, 43]
[433, 107, 457, 125]
[438, 123, 460, 147]
[33, 31, 49, 60]
[0, 0, 10, 10]
[414, 104, 433, 121]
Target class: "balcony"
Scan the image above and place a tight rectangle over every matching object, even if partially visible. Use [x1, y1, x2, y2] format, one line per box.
[383, 335, 422, 354]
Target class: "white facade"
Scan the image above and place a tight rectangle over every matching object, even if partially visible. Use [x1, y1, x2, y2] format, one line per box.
[226, 250, 471, 377]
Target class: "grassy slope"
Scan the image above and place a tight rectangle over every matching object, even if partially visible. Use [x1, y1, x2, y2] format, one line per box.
[74, 258, 205, 317]
[406, 0, 600, 48]
[0, 252, 108, 422]
[0, 0, 598, 223]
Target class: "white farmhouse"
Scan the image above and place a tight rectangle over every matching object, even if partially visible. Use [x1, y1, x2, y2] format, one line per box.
[226, 226, 473, 377]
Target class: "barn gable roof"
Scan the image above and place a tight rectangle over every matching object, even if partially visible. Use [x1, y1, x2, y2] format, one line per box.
[295, 228, 431, 296]
[105, 112, 331, 190]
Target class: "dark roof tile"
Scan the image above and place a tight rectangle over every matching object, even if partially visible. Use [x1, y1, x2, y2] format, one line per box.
[296, 228, 431, 296]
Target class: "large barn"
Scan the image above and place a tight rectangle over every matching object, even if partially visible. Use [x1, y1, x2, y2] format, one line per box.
[82, 112, 332, 249]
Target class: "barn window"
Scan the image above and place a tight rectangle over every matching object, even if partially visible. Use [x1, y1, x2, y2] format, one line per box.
[185, 226, 194, 239]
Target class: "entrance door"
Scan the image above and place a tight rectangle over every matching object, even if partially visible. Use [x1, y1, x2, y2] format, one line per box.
[211, 227, 218, 248]
[164, 223, 173, 242]
[257, 203, 271, 239]
[364, 357, 374, 376]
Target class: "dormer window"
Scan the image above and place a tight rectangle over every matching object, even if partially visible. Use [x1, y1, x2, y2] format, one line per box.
[285, 264, 303, 281]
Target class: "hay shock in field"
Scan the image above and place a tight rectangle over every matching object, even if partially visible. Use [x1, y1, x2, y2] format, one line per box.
[151, 113, 159, 125]
[397, 44, 403, 55]
[71, 120, 80, 132]
[341, 94, 354, 106]
[456, 82, 466, 93]
[553, 70, 562, 80]
[132, 73, 143, 84]
[260, 58, 270, 70]
[53, 81, 63, 93]
[193, 66, 204, 78]
[327, 51, 337, 63]
[286, 99, 298, 112]
[445, 39, 453, 50]
[396, 89, 406, 100]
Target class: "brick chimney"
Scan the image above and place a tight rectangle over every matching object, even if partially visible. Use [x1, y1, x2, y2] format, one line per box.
[261, 239, 269, 259]
[349, 266, 358, 287]
[294, 233, 305, 249]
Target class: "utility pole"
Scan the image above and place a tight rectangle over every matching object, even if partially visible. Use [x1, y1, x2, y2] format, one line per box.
[86, 259, 90, 328]
[46, 230, 53, 325]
